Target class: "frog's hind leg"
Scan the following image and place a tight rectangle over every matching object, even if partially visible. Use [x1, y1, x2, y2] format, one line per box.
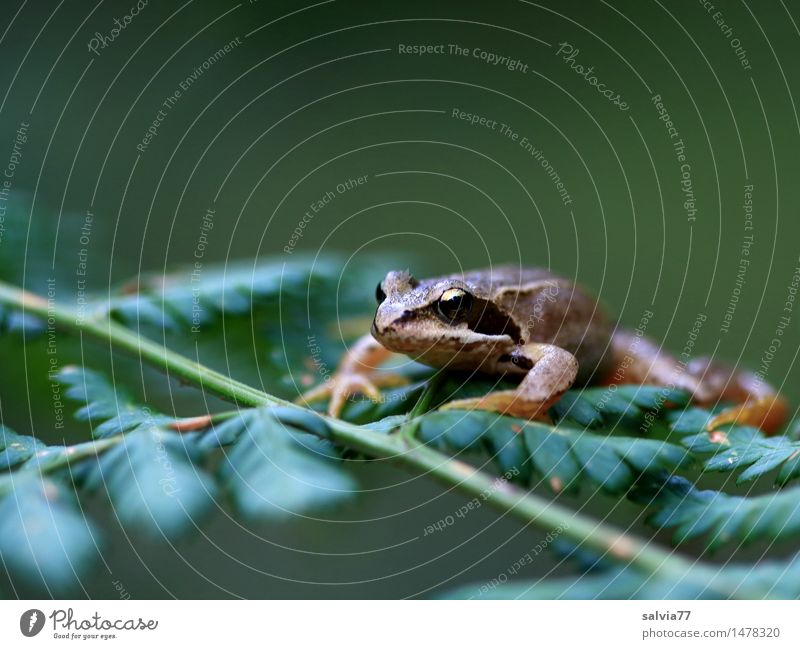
[440, 343, 579, 421]
[607, 329, 787, 434]
[683, 356, 787, 434]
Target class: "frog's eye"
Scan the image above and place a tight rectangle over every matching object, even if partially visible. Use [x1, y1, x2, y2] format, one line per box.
[437, 288, 473, 322]
[375, 282, 387, 304]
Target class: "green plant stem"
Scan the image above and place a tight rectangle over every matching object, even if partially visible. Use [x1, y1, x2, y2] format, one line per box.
[0, 280, 744, 595]
[0, 436, 122, 496]
[409, 373, 444, 418]
[0, 283, 276, 408]
[398, 374, 445, 443]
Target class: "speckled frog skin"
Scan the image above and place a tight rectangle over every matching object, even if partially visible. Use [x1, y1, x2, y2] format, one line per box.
[301, 266, 786, 433]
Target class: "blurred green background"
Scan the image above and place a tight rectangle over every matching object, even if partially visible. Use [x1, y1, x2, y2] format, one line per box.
[0, 0, 799, 597]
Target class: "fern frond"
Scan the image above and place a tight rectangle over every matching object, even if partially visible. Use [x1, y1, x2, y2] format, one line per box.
[442, 551, 800, 599]
[668, 407, 718, 434]
[76, 427, 217, 539]
[0, 425, 46, 470]
[55, 366, 356, 523]
[58, 365, 172, 438]
[442, 566, 697, 599]
[0, 474, 98, 593]
[407, 375, 691, 431]
[216, 408, 356, 521]
[634, 475, 800, 549]
[0, 364, 360, 589]
[417, 411, 691, 493]
[0, 305, 43, 336]
[681, 424, 800, 486]
[100, 256, 352, 331]
[550, 385, 691, 429]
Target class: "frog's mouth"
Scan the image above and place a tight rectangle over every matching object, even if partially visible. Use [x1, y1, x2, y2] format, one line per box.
[379, 327, 516, 358]
[411, 333, 519, 373]
[370, 305, 417, 344]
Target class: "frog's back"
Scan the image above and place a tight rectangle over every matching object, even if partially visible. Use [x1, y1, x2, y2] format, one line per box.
[455, 266, 613, 383]
[447, 266, 562, 298]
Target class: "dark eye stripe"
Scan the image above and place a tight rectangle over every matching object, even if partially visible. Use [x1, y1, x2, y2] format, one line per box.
[375, 282, 387, 304]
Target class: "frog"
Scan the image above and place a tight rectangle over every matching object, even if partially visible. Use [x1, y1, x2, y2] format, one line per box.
[299, 266, 786, 433]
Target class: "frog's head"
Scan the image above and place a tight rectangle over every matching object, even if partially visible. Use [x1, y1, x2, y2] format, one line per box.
[370, 270, 521, 366]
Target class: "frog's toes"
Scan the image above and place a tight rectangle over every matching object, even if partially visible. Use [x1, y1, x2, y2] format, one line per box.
[439, 396, 484, 412]
[369, 372, 409, 389]
[296, 373, 385, 418]
[705, 396, 788, 435]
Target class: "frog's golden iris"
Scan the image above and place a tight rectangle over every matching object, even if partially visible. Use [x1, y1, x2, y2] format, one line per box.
[436, 288, 473, 323]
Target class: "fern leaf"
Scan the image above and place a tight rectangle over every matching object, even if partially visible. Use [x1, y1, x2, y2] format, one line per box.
[218, 408, 356, 520]
[417, 411, 690, 493]
[682, 424, 800, 485]
[58, 365, 171, 438]
[0, 305, 43, 336]
[103, 257, 347, 330]
[441, 566, 697, 599]
[0, 426, 121, 496]
[77, 427, 216, 539]
[667, 407, 717, 434]
[0, 475, 99, 592]
[0, 426, 46, 470]
[442, 551, 800, 599]
[56, 366, 354, 524]
[54, 365, 217, 537]
[547, 390, 605, 428]
[634, 475, 800, 549]
[550, 385, 691, 429]
[425, 379, 690, 431]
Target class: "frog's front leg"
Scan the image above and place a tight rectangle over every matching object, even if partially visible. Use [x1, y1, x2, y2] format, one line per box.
[297, 333, 407, 417]
[441, 343, 579, 420]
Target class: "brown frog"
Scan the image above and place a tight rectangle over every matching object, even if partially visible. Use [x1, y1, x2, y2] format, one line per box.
[300, 266, 786, 433]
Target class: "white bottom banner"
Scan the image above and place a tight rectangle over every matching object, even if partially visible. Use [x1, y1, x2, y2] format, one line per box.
[0, 600, 797, 648]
